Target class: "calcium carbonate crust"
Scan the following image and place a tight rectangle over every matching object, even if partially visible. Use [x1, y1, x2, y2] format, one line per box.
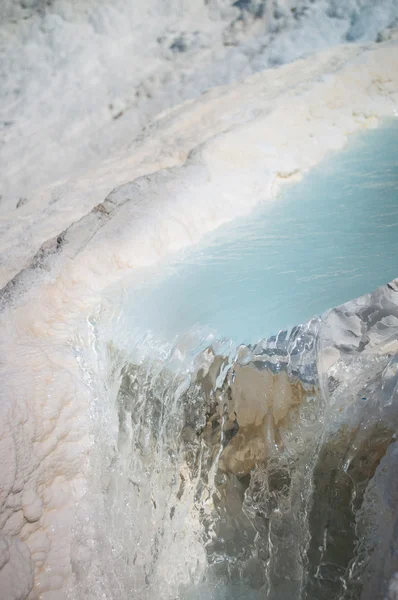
[2, 0, 398, 288]
[1, 37, 398, 599]
[1, 3, 398, 288]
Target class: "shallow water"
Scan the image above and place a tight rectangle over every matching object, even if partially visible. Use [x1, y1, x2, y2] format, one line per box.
[123, 121, 398, 344]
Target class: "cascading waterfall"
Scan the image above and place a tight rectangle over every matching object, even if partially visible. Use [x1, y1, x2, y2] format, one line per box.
[63, 123, 398, 600]
[68, 282, 398, 600]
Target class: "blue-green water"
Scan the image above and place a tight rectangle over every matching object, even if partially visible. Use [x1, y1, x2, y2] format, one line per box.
[125, 122, 398, 344]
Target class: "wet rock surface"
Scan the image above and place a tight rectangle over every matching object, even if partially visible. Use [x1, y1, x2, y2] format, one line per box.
[111, 279, 398, 598]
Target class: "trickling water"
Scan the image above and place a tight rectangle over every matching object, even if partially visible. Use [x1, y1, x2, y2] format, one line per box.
[70, 123, 398, 600]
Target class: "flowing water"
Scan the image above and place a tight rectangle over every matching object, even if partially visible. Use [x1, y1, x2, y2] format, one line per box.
[70, 122, 398, 600]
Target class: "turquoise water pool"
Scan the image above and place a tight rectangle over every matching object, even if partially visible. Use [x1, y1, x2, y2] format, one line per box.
[97, 121, 398, 600]
[125, 121, 398, 344]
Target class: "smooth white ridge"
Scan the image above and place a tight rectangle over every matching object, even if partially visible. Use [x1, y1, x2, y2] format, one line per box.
[0, 36, 398, 600]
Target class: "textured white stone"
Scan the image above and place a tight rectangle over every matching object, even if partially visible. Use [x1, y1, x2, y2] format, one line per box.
[0, 535, 34, 600]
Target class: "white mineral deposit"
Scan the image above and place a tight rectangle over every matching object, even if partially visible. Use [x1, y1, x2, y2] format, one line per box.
[1, 2, 398, 599]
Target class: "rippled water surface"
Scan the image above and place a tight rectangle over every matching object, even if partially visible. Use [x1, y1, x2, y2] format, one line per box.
[124, 121, 398, 343]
